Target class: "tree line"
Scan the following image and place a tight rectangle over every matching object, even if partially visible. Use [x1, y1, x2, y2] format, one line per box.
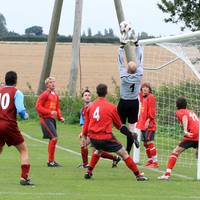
[0, 13, 156, 43]
[1, 0, 200, 42]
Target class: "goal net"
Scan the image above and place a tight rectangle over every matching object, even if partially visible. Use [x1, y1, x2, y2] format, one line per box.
[133, 31, 200, 180]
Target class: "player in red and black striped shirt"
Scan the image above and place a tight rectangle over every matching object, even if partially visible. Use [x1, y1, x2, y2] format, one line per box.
[82, 83, 148, 181]
[36, 77, 64, 167]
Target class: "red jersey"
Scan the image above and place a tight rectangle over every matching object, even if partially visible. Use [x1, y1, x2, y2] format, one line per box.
[0, 86, 17, 123]
[136, 93, 156, 131]
[36, 90, 63, 120]
[82, 97, 122, 140]
[176, 109, 199, 141]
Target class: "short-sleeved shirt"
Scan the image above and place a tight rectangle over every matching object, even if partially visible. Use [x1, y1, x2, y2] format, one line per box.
[176, 109, 199, 141]
[0, 86, 24, 146]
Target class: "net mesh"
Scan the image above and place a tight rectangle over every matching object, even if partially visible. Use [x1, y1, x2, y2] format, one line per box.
[135, 32, 200, 171]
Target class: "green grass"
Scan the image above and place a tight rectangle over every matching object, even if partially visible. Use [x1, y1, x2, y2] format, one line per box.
[0, 120, 200, 200]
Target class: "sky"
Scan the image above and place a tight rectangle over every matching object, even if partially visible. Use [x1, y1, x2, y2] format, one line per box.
[1, 0, 190, 37]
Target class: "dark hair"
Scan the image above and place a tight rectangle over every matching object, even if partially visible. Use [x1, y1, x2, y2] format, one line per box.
[176, 96, 187, 109]
[96, 83, 107, 97]
[5, 71, 17, 86]
[141, 82, 152, 93]
[81, 89, 91, 97]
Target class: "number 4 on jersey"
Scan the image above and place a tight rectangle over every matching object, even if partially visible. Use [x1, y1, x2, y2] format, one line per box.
[93, 106, 100, 121]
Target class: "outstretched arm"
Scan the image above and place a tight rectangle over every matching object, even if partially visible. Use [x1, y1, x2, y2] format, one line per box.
[118, 47, 127, 77]
[135, 45, 143, 75]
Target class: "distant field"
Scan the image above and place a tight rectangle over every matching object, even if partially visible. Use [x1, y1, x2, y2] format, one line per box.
[0, 121, 199, 200]
[0, 42, 197, 94]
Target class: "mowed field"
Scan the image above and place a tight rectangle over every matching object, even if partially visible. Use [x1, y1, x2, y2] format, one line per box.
[0, 121, 200, 200]
[0, 42, 198, 95]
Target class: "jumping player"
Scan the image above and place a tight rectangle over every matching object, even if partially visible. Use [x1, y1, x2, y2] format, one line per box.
[158, 96, 199, 180]
[36, 77, 65, 167]
[136, 83, 158, 167]
[82, 83, 148, 181]
[0, 71, 33, 185]
[117, 41, 143, 154]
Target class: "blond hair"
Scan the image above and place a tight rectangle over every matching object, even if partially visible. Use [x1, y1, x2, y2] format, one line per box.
[45, 76, 55, 85]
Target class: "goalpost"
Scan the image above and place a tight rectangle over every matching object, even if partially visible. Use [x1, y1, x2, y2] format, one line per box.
[133, 31, 200, 180]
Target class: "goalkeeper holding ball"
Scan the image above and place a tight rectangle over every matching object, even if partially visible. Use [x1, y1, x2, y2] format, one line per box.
[117, 21, 143, 154]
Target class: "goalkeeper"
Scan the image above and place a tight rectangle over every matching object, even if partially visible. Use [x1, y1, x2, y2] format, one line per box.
[117, 29, 143, 154]
[158, 96, 199, 180]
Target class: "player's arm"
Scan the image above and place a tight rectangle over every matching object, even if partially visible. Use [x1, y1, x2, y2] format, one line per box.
[14, 90, 29, 120]
[135, 45, 143, 75]
[118, 47, 127, 77]
[182, 115, 193, 137]
[145, 95, 156, 129]
[56, 95, 65, 122]
[35, 93, 51, 115]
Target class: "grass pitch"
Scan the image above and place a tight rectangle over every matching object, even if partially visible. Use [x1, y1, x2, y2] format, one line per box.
[0, 120, 200, 200]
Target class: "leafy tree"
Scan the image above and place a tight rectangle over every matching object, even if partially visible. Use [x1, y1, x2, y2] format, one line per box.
[87, 28, 92, 37]
[0, 13, 8, 37]
[108, 28, 114, 37]
[25, 26, 43, 36]
[104, 28, 108, 36]
[157, 0, 200, 31]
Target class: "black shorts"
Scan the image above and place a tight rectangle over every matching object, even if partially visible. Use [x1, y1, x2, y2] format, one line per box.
[179, 140, 198, 149]
[141, 131, 155, 143]
[90, 136, 122, 152]
[117, 98, 139, 124]
[40, 118, 57, 139]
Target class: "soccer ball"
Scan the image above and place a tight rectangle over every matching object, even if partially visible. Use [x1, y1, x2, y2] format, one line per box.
[120, 20, 131, 33]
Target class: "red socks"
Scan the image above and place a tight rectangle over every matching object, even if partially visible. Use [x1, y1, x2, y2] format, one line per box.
[81, 146, 88, 166]
[48, 139, 57, 162]
[124, 156, 140, 176]
[21, 164, 30, 179]
[87, 153, 100, 173]
[167, 153, 178, 170]
[101, 152, 117, 161]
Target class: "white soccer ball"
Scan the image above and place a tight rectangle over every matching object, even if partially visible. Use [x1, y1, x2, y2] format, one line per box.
[120, 20, 131, 33]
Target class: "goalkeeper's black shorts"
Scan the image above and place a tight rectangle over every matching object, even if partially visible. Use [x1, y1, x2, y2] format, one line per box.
[117, 98, 139, 124]
[179, 140, 198, 149]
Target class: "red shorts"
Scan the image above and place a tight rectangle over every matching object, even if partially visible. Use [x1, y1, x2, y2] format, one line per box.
[0, 120, 24, 147]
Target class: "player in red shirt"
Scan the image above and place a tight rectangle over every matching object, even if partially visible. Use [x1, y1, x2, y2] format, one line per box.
[35, 77, 65, 167]
[158, 96, 199, 180]
[0, 71, 33, 185]
[136, 83, 158, 167]
[78, 89, 121, 168]
[82, 83, 148, 181]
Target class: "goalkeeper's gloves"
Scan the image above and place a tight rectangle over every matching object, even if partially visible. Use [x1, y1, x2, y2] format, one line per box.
[129, 35, 139, 47]
[120, 125, 140, 148]
[120, 33, 129, 48]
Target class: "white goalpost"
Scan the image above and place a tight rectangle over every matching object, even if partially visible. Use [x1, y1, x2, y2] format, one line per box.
[132, 31, 200, 180]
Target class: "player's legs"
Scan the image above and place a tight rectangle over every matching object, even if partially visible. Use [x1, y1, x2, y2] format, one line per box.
[142, 131, 158, 167]
[79, 136, 90, 168]
[126, 123, 135, 154]
[15, 142, 33, 185]
[116, 147, 148, 181]
[85, 149, 101, 179]
[159, 140, 198, 180]
[40, 118, 60, 167]
[126, 99, 139, 154]
[158, 145, 184, 180]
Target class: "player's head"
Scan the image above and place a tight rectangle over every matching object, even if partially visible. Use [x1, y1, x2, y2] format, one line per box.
[141, 82, 152, 95]
[45, 76, 55, 91]
[176, 96, 187, 109]
[96, 83, 107, 97]
[5, 71, 17, 86]
[127, 61, 136, 74]
[82, 89, 91, 104]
